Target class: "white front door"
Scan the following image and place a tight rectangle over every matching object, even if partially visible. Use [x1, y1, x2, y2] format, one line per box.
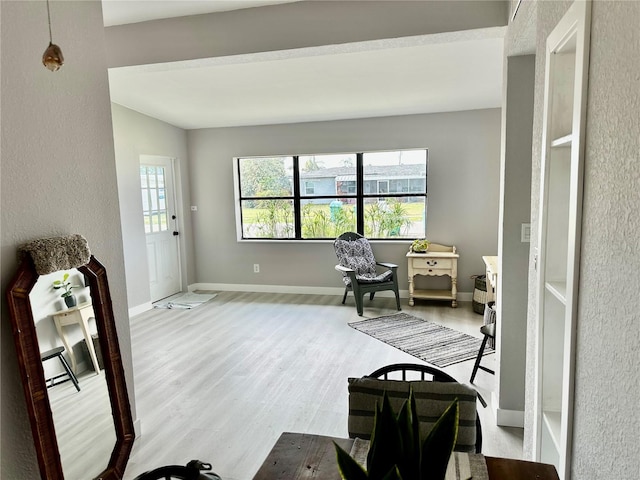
[140, 157, 181, 302]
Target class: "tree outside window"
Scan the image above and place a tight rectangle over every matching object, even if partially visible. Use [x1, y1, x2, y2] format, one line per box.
[236, 149, 427, 239]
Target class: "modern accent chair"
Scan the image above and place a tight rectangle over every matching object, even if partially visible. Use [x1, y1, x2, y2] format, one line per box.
[333, 232, 401, 316]
[348, 363, 483, 453]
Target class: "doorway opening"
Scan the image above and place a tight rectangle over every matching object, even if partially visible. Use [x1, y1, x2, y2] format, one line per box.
[140, 155, 181, 302]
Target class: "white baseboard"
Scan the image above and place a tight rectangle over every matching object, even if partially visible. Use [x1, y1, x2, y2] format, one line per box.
[191, 283, 472, 302]
[191, 282, 386, 296]
[129, 287, 472, 317]
[133, 418, 142, 439]
[492, 391, 525, 427]
[129, 302, 153, 318]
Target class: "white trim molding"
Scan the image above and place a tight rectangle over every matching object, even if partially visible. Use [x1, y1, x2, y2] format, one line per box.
[190, 283, 473, 302]
[492, 391, 525, 427]
[129, 302, 153, 317]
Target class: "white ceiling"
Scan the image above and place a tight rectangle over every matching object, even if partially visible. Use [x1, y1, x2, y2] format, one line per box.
[101, 0, 300, 26]
[104, 1, 505, 130]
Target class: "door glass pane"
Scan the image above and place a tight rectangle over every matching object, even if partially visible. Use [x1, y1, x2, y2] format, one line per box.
[140, 165, 169, 233]
[140, 167, 148, 188]
[143, 213, 151, 234]
[159, 212, 168, 231]
[141, 189, 149, 210]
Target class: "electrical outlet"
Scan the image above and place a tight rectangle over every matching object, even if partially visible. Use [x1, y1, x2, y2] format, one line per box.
[253, 264, 260, 273]
[190, 206, 198, 211]
[521, 223, 531, 242]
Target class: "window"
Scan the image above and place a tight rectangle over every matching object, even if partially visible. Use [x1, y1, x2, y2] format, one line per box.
[236, 149, 427, 240]
[140, 166, 169, 233]
[304, 181, 315, 195]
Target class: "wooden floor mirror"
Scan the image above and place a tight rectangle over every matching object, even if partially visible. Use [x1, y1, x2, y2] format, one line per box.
[6, 249, 135, 480]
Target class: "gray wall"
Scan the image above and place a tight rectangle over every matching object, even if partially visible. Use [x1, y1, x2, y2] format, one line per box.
[188, 110, 501, 294]
[111, 104, 194, 311]
[106, 0, 508, 68]
[0, 1, 136, 478]
[511, 1, 639, 478]
[495, 54, 534, 421]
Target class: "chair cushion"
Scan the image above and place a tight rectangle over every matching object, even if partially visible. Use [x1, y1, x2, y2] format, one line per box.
[336, 237, 392, 286]
[342, 270, 394, 286]
[348, 377, 478, 452]
[335, 237, 376, 274]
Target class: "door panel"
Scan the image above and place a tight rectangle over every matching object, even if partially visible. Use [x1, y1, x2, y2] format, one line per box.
[140, 157, 181, 301]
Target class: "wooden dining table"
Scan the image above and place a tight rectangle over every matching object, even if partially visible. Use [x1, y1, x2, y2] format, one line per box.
[252, 432, 560, 480]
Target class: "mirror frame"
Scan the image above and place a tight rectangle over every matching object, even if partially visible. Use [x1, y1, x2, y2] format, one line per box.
[6, 255, 135, 480]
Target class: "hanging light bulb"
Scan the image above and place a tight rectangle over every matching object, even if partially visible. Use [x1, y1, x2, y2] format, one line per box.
[42, 0, 64, 72]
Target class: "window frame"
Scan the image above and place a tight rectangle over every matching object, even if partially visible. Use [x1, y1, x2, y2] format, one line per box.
[234, 149, 428, 241]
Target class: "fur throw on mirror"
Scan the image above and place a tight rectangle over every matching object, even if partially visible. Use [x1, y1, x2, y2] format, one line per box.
[18, 234, 91, 275]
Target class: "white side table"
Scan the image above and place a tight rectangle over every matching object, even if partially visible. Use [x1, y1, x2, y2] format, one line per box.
[406, 244, 459, 307]
[482, 255, 499, 304]
[51, 301, 101, 375]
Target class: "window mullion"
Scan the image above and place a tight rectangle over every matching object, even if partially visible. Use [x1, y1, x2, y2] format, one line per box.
[293, 156, 301, 238]
[356, 153, 364, 235]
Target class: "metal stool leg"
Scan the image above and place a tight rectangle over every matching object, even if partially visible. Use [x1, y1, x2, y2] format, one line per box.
[470, 334, 494, 383]
[57, 353, 81, 392]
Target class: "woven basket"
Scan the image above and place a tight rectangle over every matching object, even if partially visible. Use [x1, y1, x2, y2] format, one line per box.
[471, 275, 487, 315]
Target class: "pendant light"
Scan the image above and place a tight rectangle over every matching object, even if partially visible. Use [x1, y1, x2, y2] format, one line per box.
[42, 0, 64, 72]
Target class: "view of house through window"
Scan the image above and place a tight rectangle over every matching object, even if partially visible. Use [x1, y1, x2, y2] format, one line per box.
[140, 165, 169, 233]
[236, 149, 427, 240]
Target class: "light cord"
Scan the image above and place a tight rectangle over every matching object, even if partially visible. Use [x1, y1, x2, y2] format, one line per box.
[46, 0, 53, 43]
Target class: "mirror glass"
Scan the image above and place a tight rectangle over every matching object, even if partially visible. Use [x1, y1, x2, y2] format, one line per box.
[30, 269, 116, 480]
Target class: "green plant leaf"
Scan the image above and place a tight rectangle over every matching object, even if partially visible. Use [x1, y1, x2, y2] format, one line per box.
[334, 442, 368, 480]
[381, 465, 403, 480]
[62, 272, 69, 281]
[420, 399, 459, 480]
[394, 389, 421, 480]
[367, 393, 403, 480]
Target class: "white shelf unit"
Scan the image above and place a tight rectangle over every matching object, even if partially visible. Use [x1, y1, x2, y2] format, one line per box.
[534, 2, 591, 479]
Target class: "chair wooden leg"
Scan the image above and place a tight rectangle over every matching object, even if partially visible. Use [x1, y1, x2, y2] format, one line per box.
[342, 287, 349, 304]
[369, 292, 375, 301]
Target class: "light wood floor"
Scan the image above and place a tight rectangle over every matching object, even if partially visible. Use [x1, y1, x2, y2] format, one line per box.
[48, 370, 116, 480]
[124, 292, 523, 480]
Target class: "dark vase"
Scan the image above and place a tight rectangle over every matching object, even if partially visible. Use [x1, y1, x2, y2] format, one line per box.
[64, 295, 77, 308]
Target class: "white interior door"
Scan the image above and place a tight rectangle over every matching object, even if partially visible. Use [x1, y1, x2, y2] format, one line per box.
[140, 157, 181, 302]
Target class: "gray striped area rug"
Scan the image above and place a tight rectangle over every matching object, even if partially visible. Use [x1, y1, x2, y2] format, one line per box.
[349, 312, 492, 367]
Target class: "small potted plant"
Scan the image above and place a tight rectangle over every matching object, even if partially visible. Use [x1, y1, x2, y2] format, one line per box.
[52, 272, 80, 308]
[411, 238, 430, 253]
[335, 390, 459, 480]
